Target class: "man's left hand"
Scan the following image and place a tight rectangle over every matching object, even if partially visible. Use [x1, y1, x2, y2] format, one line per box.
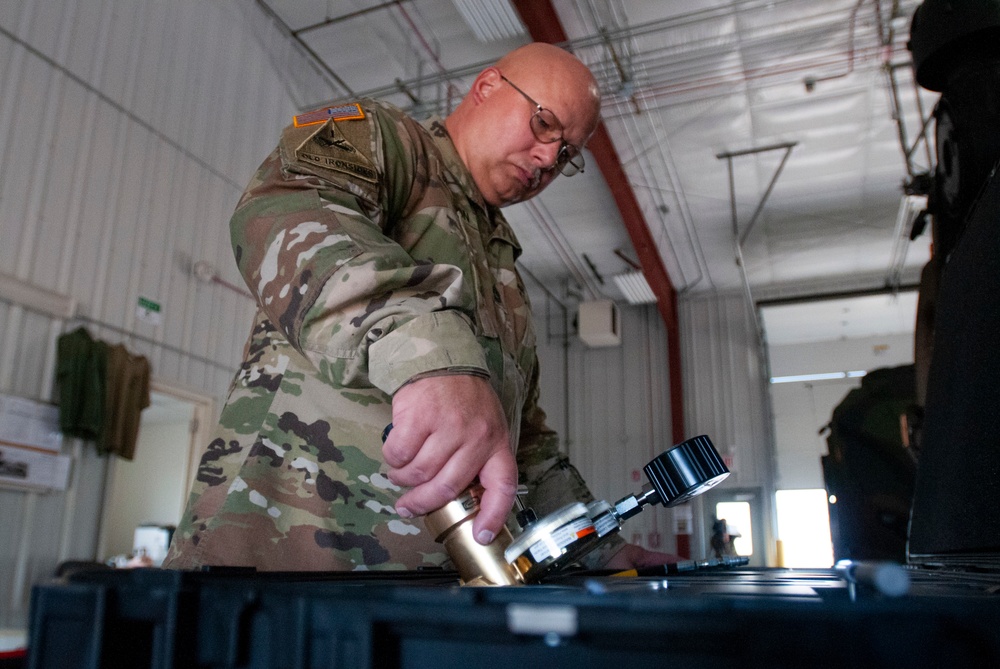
[382, 374, 517, 545]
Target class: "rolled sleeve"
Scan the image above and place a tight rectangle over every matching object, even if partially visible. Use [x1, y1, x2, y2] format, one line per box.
[368, 310, 489, 395]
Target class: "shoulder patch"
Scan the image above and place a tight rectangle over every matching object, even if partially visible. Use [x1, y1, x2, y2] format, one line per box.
[293, 103, 366, 128]
[293, 118, 378, 184]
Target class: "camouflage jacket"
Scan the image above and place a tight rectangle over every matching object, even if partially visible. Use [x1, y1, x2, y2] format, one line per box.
[164, 100, 623, 571]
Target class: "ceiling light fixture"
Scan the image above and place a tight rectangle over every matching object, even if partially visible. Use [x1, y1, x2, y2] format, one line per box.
[450, 0, 526, 42]
[887, 194, 928, 288]
[770, 371, 868, 384]
[612, 271, 657, 305]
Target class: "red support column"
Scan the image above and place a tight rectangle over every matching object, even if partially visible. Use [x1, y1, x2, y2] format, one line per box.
[512, 0, 685, 442]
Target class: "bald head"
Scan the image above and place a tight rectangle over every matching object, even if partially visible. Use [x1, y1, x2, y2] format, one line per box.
[445, 43, 602, 206]
[494, 43, 602, 130]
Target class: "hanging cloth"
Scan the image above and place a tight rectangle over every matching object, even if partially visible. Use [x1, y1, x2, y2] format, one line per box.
[98, 343, 151, 460]
[55, 327, 108, 440]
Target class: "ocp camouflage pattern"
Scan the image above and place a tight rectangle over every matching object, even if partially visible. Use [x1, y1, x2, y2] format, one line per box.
[164, 100, 620, 571]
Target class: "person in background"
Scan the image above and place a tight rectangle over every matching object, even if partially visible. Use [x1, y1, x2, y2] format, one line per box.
[164, 42, 676, 573]
[710, 518, 740, 559]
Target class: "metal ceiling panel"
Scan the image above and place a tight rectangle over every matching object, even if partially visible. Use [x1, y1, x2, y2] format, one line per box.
[761, 291, 920, 345]
[252, 0, 936, 323]
[262, 0, 329, 31]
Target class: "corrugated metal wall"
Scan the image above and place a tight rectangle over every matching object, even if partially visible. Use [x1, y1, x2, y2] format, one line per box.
[679, 290, 776, 560]
[0, 0, 316, 628]
[534, 301, 683, 556]
[531, 292, 774, 561]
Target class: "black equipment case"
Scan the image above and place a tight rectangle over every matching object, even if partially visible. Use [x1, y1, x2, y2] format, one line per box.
[26, 564, 1000, 668]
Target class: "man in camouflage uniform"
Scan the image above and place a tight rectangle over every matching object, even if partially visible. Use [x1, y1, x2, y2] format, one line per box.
[165, 43, 672, 572]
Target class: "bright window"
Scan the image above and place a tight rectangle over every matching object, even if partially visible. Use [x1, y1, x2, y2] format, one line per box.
[775, 489, 834, 567]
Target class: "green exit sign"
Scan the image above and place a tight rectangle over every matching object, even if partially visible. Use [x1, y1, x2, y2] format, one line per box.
[136, 296, 162, 325]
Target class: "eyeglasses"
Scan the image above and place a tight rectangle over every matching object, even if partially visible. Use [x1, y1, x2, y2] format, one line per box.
[499, 73, 585, 177]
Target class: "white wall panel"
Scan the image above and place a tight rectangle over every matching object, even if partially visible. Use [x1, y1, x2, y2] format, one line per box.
[0, 0, 309, 628]
[534, 301, 683, 557]
[679, 291, 777, 559]
[680, 293, 774, 487]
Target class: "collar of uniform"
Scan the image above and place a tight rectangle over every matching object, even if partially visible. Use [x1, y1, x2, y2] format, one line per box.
[420, 116, 493, 214]
[420, 116, 523, 257]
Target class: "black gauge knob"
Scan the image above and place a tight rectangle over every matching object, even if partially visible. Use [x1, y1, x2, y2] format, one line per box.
[643, 435, 729, 507]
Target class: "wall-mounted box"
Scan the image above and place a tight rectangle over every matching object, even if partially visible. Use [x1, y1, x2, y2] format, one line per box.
[578, 300, 621, 347]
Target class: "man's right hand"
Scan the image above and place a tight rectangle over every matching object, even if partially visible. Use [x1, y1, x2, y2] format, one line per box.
[382, 374, 518, 545]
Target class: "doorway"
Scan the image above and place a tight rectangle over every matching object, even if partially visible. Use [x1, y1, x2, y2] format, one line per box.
[702, 487, 768, 566]
[96, 380, 214, 564]
[759, 291, 918, 567]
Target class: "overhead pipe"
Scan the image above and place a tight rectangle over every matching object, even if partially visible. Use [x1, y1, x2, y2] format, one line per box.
[329, 3, 905, 112]
[603, 42, 902, 117]
[511, 0, 685, 444]
[393, 2, 462, 111]
[614, 102, 709, 292]
[524, 198, 601, 299]
[717, 141, 797, 330]
[803, 0, 866, 91]
[255, 0, 355, 97]
[614, 248, 642, 271]
[291, 0, 408, 37]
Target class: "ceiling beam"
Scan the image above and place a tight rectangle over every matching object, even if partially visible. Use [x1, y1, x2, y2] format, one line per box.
[511, 0, 685, 444]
